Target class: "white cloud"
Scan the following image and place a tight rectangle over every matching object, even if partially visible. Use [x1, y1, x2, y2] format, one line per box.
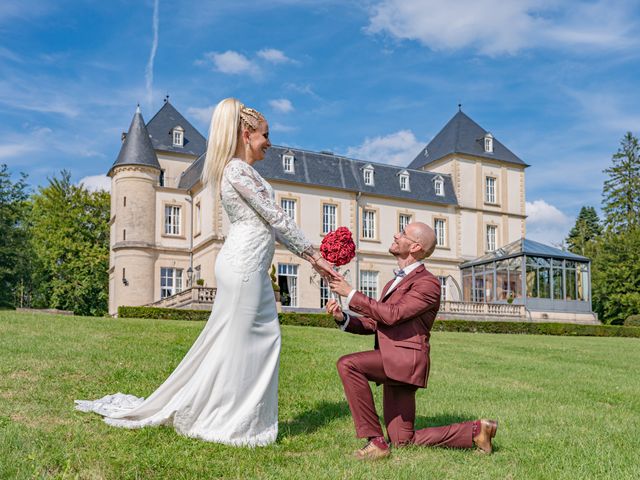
[346, 130, 423, 166]
[79, 174, 111, 192]
[366, 0, 638, 55]
[0, 142, 38, 159]
[271, 123, 297, 133]
[257, 48, 296, 64]
[186, 105, 215, 124]
[204, 50, 260, 76]
[269, 98, 294, 113]
[526, 199, 573, 245]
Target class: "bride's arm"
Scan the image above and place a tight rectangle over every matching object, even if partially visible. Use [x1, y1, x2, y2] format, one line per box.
[225, 162, 338, 278]
[225, 161, 315, 259]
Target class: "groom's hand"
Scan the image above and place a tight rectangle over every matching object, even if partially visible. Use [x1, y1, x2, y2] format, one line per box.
[326, 299, 344, 323]
[329, 276, 352, 297]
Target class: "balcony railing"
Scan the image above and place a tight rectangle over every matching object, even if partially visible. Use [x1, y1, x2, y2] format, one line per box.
[440, 301, 526, 318]
[150, 286, 216, 310]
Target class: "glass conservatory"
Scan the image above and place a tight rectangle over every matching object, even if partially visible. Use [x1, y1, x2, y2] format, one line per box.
[459, 238, 592, 313]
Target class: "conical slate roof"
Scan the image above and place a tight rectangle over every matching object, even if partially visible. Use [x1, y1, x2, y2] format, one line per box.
[408, 110, 528, 170]
[108, 106, 160, 176]
[146, 101, 207, 156]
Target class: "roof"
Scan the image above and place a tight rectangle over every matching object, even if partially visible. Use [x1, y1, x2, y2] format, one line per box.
[179, 146, 458, 205]
[145, 101, 207, 156]
[460, 237, 590, 268]
[408, 110, 528, 170]
[108, 107, 160, 176]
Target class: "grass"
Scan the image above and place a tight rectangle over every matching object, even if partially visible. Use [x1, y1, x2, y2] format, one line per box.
[0, 311, 639, 479]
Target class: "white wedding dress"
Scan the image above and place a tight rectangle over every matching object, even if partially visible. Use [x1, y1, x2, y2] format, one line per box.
[76, 158, 312, 446]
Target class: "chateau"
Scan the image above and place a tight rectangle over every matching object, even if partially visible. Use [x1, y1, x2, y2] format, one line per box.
[108, 100, 596, 323]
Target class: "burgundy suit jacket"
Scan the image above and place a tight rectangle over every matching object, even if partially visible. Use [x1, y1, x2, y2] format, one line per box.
[345, 264, 441, 388]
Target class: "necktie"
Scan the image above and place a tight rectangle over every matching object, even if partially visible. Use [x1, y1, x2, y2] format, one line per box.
[393, 269, 406, 278]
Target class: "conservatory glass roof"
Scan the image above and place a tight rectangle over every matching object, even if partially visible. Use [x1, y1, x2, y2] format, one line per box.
[460, 238, 589, 269]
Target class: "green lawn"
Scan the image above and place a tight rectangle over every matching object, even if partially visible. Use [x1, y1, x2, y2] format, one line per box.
[1, 312, 638, 480]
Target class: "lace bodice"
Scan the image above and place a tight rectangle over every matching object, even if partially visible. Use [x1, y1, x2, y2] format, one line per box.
[220, 158, 312, 273]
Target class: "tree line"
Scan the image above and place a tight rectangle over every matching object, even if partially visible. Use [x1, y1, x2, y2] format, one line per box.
[1, 131, 638, 321]
[0, 168, 109, 316]
[565, 132, 640, 324]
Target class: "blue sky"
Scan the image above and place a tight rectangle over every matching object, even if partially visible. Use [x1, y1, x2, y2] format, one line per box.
[1, 0, 639, 245]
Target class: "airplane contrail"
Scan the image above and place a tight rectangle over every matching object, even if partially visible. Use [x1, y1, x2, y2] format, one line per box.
[145, 0, 159, 109]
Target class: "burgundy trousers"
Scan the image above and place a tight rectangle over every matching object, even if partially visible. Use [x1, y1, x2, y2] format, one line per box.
[337, 350, 474, 448]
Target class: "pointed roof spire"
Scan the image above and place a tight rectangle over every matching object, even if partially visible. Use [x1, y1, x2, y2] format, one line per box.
[145, 101, 207, 156]
[108, 106, 161, 176]
[407, 110, 528, 170]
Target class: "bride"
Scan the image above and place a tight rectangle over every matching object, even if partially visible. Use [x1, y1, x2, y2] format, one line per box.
[76, 98, 337, 446]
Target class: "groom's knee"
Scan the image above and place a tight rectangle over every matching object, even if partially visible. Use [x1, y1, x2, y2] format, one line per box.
[336, 354, 356, 378]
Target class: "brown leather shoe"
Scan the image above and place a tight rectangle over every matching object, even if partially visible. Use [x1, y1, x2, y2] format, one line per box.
[473, 419, 498, 454]
[353, 439, 390, 460]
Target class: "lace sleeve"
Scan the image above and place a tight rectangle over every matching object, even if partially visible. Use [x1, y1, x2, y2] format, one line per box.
[225, 161, 313, 257]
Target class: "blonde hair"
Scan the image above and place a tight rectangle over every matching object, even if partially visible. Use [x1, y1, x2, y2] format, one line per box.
[201, 98, 265, 191]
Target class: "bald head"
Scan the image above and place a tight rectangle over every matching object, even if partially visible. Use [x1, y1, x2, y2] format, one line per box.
[405, 222, 436, 259]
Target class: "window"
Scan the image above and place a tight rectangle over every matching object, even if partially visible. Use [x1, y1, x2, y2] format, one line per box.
[320, 278, 330, 308]
[434, 218, 446, 247]
[362, 209, 376, 239]
[160, 267, 183, 298]
[194, 201, 201, 235]
[322, 203, 337, 234]
[484, 133, 493, 153]
[399, 213, 411, 233]
[360, 271, 378, 299]
[277, 264, 298, 307]
[172, 126, 184, 147]
[282, 154, 295, 173]
[438, 275, 448, 301]
[486, 225, 497, 251]
[164, 205, 181, 235]
[122, 229, 126, 241]
[159, 170, 165, 187]
[363, 167, 374, 186]
[485, 177, 496, 203]
[434, 176, 444, 196]
[280, 198, 296, 221]
[399, 174, 409, 191]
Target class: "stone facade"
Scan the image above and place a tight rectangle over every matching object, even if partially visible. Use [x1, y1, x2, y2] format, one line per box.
[108, 102, 528, 316]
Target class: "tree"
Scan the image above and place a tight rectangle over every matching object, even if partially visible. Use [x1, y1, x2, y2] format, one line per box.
[602, 132, 640, 232]
[566, 206, 602, 256]
[29, 171, 110, 316]
[591, 227, 640, 324]
[0, 164, 30, 308]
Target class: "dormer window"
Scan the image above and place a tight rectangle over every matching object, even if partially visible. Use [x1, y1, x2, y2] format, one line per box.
[363, 164, 375, 186]
[398, 170, 410, 191]
[433, 175, 444, 196]
[484, 133, 493, 153]
[172, 126, 184, 147]
[282, 153, 295, 173]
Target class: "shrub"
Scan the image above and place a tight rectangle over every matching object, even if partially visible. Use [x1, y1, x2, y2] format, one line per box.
[624, 314, 640, 327]
[118, 306, 209, 321]
[115, 307, 640, 339]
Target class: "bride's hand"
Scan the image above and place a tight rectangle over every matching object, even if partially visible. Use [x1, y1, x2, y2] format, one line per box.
[311, 256, 340, 279]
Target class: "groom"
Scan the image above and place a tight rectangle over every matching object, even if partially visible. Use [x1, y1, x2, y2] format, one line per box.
[327, 221, 497, 460]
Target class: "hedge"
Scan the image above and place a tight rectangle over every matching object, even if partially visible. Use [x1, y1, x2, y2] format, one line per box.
[118, 306, 210, 321]
[117, 307, 640, 338]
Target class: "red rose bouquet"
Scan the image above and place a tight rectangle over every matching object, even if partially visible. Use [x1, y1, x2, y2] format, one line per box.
[320, 227, 356, 266]
[319, 227, 356, 305]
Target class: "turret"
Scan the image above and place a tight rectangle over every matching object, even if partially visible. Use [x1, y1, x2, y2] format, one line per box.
[108, 106, 161, 315]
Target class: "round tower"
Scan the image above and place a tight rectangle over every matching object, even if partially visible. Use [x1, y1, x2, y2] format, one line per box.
[108, 106, 161, 315]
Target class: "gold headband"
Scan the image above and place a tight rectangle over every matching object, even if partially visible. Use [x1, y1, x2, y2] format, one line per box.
[239, 104, 264, 130]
